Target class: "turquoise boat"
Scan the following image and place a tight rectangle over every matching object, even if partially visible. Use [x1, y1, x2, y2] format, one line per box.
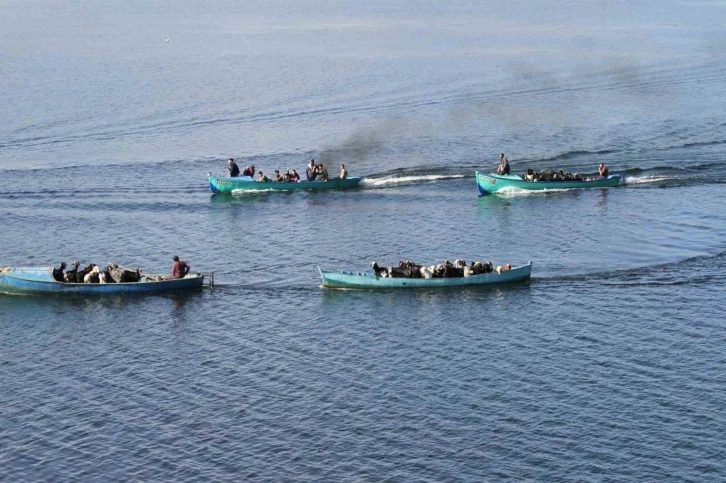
[476, 172, 623, 195]
[0, 267, 208, 295]
[318, 262, 532, 289]
[208, 174, 362, 194]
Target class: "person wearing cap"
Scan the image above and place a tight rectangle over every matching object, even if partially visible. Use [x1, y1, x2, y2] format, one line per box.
[171, 256, 190, 279]
[598, 163, 609, 178]
[227, 158, 240, 177]
[338, 164, 348, 180]
[496, 153, 510, 175]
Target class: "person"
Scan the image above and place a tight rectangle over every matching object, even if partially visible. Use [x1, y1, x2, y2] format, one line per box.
[171, 256, 190, 279]
[272, 170, 284, 182]
[227, 158, 240, 177]
[339, 164, 348, 180]
[315, 163, 329, 181]
[52, 262, 66, 282]
[289, 169, 300, 182]
[306, 159, 317, 181]
[496, 153, 510, 175]
[257, 171, 269, 182]
[598, 163, 609, 177]
[524, 168, 536, 182]
[242, 165, 255, 177]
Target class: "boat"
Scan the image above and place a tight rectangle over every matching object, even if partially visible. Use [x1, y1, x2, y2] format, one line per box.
[0, 266, 210, 295]
[476, 172, 623, 195]
[208, 174, 362, 194]
[318, 262, 532, 289]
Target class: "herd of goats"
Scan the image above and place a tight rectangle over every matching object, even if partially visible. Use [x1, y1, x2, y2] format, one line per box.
[371, 259, 512, 279]
[54, 261, 152, 284]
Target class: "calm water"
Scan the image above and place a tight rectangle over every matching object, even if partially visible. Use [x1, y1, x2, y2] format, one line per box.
[2, 1, 726, 481]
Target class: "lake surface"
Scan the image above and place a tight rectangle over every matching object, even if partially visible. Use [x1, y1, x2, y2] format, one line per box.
[2, 1, 726, 480]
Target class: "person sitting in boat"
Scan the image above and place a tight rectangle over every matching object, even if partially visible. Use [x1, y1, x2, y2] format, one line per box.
[306, 159, 317, 181]
[52, 262, 66, 282]
[272, 170, 284, 182]
[524, 169, 536, 182]
[171, 256, 190, 279]
[288, 169, 300, 182]
[227, 158, 240, 177]
[257, 171, 269, 182]
[496, 153, 510, 175]
[315, 163, 329, 181]
[339, 164, 348, 180]
[242, 165, 255, 177]
[598, 163, 609, 177]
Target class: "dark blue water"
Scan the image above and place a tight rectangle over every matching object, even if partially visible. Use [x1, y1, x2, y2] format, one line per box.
[2, 1, 726, 480]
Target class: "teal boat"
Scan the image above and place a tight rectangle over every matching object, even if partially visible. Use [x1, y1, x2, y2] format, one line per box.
[476, 172, 623, 195]
[0, 266, 209, 295]
[208, 174, 362, 194]
[318, 262, 532, 289]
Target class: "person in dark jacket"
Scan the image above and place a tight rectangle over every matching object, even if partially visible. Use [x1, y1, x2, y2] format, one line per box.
[306, 159, 317, 181]
[242, 165, 255, 177]
[227, 158, 240, 177]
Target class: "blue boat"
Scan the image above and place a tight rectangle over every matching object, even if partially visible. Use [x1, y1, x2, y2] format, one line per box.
[318, 262, 532, 289]
[208, 174, 362, 194]
[476, 172, 623, 195]
[0, 267, 208, 295]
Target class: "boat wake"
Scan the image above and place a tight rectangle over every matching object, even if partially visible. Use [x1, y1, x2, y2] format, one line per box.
[360, 166, 472, 188]
[360, 173, 466, 188]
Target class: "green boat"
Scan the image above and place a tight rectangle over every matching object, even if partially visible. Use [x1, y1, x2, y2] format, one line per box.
[318, 262, 532, 289]
[208, 174, 362, 194]
[476, 172, 623, 195]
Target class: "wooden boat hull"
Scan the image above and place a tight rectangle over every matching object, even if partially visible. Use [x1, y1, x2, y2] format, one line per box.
[208, 175, 362, 194]
[0, 267, 205, 295]
[318, 262, 532, 289]
[476, 172, 623, 195]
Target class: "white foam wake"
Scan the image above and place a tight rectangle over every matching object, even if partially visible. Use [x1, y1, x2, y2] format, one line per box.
[624, 174, 685, 185]
[360, 174, 466, 188]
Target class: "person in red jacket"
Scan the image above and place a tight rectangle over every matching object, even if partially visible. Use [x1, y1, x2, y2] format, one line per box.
[171, 256, 190, 279]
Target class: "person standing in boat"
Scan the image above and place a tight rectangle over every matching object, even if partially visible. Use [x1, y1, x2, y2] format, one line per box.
[171, 256, 190, 279]
[338, 164, 348, 180]
[227, 158, 240, 177]
[496, 153, 510, 175]
[598, 163, 609, 177]
[306, 159, 317, 181]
